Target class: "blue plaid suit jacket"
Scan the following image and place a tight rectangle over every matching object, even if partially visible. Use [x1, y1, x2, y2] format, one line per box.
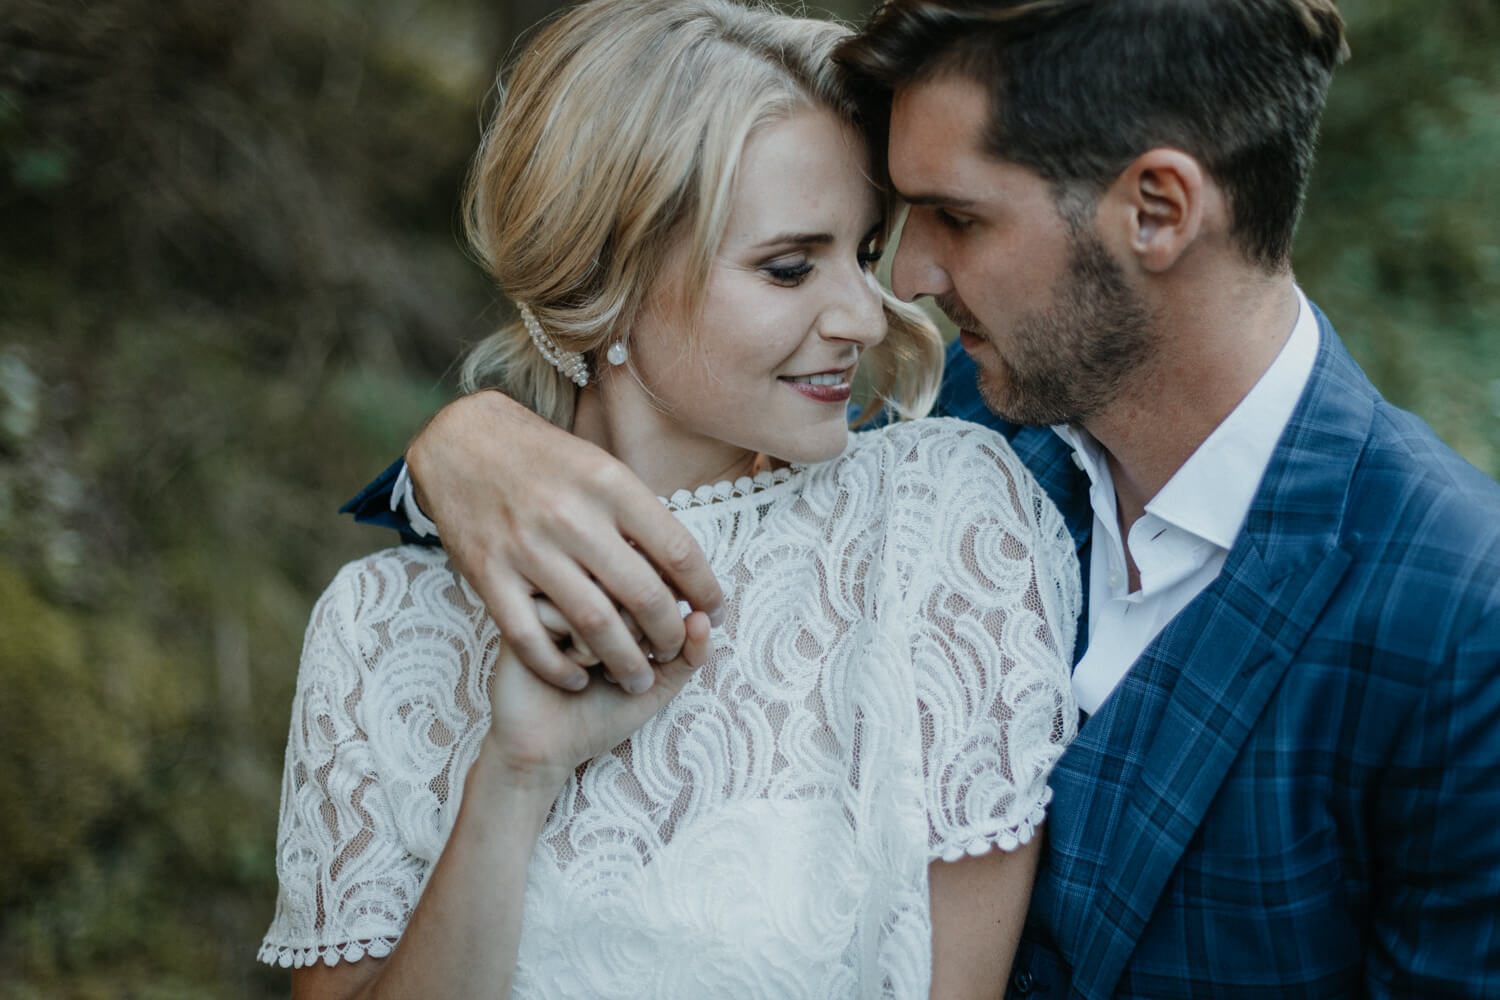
[936, 305, 1500, 998]
[347, 304, 1500, 997]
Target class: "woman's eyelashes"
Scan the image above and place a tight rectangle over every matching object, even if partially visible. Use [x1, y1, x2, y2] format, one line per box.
[762, 235, 884, 285]
[763, 258, 814, 285]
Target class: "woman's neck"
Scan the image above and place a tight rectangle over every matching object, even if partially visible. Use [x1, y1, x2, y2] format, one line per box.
[571, 384, 766, 497]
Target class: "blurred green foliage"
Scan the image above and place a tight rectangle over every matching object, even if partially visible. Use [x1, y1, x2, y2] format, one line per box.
[1297, 0, 1500, 473]
[0, 0, 1495, 996]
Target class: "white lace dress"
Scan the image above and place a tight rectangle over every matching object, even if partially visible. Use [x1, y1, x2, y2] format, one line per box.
[259, 418, 1080, 997]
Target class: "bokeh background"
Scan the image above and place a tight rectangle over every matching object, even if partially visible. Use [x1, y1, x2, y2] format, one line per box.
[1, 0, 1496, 996]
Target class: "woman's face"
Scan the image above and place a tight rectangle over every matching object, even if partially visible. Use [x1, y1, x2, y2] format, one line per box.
[605, 107, 888, 490]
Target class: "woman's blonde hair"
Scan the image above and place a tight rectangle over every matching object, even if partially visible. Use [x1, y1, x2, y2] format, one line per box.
[458, 0, 942, 428]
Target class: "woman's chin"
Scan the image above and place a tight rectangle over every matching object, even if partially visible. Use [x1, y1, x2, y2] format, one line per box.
[766, 426, 852, 467]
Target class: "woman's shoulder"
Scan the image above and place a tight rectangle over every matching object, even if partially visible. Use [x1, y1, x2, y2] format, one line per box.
[846, 415, 1018, 459]
[317, 544, 454, 607]
[835, 417, 1036, 495]
[307, 545, 485, 646]
[295, 546, 493, 748]
[833, 418, 1075, 565]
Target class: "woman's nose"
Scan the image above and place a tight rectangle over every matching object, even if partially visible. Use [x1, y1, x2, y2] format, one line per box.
[819, 266, 887, 348]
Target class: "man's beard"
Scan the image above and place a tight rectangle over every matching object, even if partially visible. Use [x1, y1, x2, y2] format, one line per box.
[945, 231, 1154, 427]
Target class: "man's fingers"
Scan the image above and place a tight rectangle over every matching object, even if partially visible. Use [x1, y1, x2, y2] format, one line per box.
[618, 608, 646, 643]
[401, 393, 718, 695]
[567, 498, 710, 661]
[485, 584, 591, 692]
[616, 501, 725, 632]
[522, 559, 659, 694]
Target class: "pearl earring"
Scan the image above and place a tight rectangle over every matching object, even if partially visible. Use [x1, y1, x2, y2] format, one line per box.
[606, 341, 628, 366]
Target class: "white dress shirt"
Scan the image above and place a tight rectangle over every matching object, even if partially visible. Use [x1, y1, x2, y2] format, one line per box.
[1055, 288, 1320, 715]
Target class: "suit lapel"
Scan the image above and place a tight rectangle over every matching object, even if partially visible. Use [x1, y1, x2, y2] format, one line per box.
[1061, 314, 1379, 996]
[1071, 539, 1352, 994]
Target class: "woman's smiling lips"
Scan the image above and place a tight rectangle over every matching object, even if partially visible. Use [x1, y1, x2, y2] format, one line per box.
[780, 366, 856, 403]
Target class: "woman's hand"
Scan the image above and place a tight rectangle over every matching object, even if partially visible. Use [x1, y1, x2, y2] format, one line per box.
[405, 391, 724, 695]
[483, 608, 714, 791]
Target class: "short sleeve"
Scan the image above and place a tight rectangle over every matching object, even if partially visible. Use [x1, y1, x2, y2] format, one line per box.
[257, 548, 491, 968]
[897, 421, 1080, 862]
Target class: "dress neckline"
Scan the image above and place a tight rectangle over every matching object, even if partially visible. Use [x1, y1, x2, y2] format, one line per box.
[658, 464, 804, 512]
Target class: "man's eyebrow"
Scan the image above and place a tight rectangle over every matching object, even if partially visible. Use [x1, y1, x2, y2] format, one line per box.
[897, 192, 975, 209]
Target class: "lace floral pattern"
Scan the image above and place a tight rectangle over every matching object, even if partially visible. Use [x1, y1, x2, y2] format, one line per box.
[260, 418, 1080, 996]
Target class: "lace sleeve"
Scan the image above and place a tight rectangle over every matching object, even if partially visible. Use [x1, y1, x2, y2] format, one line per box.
[898, 422, 1081, 862]
[258, 548, 490, 969]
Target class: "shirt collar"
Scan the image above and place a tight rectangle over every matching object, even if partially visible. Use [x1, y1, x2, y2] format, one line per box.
[1051, 286, 1320, 550]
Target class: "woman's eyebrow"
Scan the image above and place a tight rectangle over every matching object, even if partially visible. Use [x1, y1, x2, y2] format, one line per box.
[750, 218, 886, 252]
[748, 231, 834, 251]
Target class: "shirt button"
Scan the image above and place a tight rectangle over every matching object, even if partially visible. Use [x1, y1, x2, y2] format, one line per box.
[1108, 571, 1122, 590]
[1012, 968, 1035, 994]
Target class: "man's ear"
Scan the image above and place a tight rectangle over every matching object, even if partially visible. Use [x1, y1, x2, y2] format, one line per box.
[1105, 149, 1206, 273]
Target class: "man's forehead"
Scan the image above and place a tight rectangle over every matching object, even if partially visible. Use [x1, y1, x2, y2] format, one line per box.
[889, 74, 992, 146]
[887, 75, 998, 193]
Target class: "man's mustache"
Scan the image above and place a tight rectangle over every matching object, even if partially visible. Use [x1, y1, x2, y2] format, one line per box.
[935, 293, 982, 333]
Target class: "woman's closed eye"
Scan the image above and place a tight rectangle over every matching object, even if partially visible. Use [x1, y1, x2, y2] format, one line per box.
[763, 257, 814, 286]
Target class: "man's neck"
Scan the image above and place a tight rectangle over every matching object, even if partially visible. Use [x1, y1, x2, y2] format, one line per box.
[1086, 273, 1301, 546]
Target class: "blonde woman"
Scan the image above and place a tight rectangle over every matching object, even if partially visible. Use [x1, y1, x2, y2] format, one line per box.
[258, 0, 1079, 995]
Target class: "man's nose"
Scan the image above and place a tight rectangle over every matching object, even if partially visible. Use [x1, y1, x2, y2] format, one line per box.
[890, 213, 950, 304]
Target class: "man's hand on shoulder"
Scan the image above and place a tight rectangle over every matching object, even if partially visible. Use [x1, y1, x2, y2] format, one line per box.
[406, 390, 723, 693]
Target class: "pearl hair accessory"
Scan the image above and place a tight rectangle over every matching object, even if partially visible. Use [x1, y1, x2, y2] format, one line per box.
[520, 303, 589, 387]
[606, 341, 628, 366]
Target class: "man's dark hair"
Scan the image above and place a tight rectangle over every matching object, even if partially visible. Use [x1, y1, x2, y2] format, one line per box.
[835, 0, 1349, 270]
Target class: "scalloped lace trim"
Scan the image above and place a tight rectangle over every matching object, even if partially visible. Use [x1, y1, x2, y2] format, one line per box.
[659, 464, 803, 511]
[257, 937, 399, 969]
[931, 786, 1052, 863]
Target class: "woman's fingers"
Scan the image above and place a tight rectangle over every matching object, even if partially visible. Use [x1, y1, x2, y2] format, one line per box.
[533, 597, 569, 637]
[672, 611, 713, 683]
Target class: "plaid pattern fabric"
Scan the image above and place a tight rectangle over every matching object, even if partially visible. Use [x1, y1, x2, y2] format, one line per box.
[940, 312, 1500, 998]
